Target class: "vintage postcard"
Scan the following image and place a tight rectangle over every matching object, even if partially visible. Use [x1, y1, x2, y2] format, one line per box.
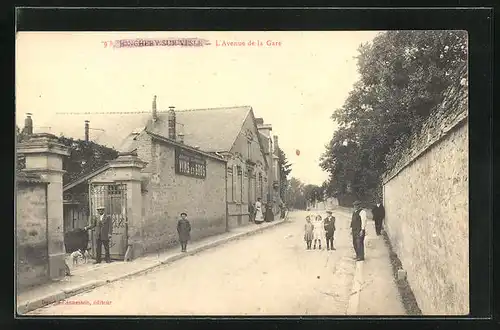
[15, 30, 468, 316]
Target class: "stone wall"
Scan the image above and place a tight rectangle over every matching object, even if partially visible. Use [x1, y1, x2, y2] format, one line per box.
[16, 182, 49, 290]
[382, 79, 468, 315]
[137, 134, 227, 254]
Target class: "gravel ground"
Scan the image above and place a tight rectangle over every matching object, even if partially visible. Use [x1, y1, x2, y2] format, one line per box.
[28, 210, 359, 316]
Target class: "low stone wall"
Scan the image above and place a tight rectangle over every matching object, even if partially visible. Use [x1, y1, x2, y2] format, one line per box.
[16, 182, 49, 290]
[382, 79, 468, 315]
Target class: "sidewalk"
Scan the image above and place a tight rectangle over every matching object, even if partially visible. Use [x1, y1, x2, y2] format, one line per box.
[17, 217, 288, 315]
[334, 207, 406, 315]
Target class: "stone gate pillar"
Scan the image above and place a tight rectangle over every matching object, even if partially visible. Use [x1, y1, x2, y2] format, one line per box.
[17, 133, 70, 279]
[106, 151, 147, 260]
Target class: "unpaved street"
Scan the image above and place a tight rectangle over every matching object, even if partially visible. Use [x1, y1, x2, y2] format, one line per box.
[29, 210, 359, 316]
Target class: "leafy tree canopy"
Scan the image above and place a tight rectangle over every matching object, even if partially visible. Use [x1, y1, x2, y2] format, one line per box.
[16, 126, 119, 185]
[320, 30, 467, 202]
[277, 147, 292, 201]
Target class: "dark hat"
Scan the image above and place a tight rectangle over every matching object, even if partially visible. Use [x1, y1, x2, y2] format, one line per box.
[326, 210, 332, 214]
[353, 200, 362, 206]
[180, 212, 187, 216]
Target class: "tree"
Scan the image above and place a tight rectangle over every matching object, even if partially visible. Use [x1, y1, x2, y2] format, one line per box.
[16, 125, 27, 171]
[285, 177, 307, 210]
[303, 184, 324, 208]
[278, 147, 292, 201]
[321, 30, 467, 202]
[15, 127, 119, 185]
[57, 136, 119, 185]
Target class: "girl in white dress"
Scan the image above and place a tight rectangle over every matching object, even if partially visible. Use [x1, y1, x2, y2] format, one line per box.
[254, 197, 264, 224]
[313, 214, 324, 250]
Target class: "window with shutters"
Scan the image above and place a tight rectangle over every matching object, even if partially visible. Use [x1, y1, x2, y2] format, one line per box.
[237, 166, 243, 202]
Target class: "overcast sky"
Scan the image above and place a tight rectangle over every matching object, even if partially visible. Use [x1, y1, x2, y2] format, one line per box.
[16, 31, 380, 185]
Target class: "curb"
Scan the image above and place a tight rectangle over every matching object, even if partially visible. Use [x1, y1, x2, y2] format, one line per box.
[17, 219, 288, 315]
[346, 260, 364, 315]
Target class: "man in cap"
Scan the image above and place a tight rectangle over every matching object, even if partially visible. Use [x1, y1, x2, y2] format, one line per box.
[372, 200, 386, 236]
[323, 210, 336, 250]
[177, 212, 191, 252]
[85, 205, 112, 264]
[350, 200, 367, 261]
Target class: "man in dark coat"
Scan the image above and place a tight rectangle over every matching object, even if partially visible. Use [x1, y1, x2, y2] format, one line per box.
[323, 210, 336, 251]
[372, 201, 386, 236]
[85, 205, 112, 264]
[350, 200, 367, 261]
[177, 212, 191, 252]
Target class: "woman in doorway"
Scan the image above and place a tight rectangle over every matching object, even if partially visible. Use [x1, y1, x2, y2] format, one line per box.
[254, 197, 265, 224]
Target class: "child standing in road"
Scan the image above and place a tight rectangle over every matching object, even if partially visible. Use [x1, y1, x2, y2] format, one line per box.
[313, 215, 324, 250]
[304, 216, 314, 250]
[177, 212, 191, 252]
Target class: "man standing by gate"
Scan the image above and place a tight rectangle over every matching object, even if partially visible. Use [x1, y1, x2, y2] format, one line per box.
[85, 205, 112, 264]
[351, 200, 367, 261]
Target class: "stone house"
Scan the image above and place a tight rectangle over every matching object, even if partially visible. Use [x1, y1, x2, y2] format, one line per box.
[27, 97, 282, 260]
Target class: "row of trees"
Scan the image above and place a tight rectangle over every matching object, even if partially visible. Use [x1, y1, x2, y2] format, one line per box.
[320, 30, 467, 203]
[284, 177, 325, 210]
[16, 126, 119, 185]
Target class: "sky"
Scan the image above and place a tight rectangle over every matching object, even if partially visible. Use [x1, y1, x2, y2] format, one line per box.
[16, 31, 380, 186]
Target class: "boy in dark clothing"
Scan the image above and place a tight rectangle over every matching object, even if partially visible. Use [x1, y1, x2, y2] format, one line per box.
[323, 210, 336, 250]
[372, 202, 386, 235]
[177, 212, 191, 252]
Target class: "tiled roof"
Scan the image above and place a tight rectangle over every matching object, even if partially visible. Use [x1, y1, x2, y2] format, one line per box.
[46, 106, 252, 153]
[39, 112, 152, 149]
[150, 106, 251, 152]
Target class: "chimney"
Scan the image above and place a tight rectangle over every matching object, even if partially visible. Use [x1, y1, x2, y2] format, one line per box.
[84, 120, 89, 141]
[255, 117, 264, 126]
[152, 95, 158, 121]
[273, 135, 279, 153]
[168, 106, 176, 140]
[23, 113, 33, 135]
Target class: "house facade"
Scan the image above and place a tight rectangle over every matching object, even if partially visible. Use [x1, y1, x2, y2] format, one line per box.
[21, 97, 283, 260]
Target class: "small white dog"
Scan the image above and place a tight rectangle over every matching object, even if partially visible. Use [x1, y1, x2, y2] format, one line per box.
[82, 248, 91, 263]
[70, 250, 84, 266]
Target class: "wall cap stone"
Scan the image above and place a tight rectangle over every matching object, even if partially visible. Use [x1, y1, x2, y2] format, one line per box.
[17, 134, 70, 157]
[383, 70, 468, 184]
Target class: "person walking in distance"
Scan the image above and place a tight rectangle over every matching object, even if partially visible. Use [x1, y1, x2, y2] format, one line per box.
[323, 210, 336, 250]
[177, 212, 191, 252]
[85, 205, 112, 264]
[304, 216, 314, 250]
[372, 201, 386, 236]
[350, 200, 367, 261]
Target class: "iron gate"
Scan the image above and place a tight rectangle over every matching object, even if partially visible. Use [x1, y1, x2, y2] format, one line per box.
[88, 183, 128, 260]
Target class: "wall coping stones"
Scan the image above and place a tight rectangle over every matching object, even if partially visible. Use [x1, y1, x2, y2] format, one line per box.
[17, 133, 70, 157]
[383, 71, 468, 184]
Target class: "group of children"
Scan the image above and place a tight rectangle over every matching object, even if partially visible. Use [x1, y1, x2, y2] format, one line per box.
[304, 210, 336, 250]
